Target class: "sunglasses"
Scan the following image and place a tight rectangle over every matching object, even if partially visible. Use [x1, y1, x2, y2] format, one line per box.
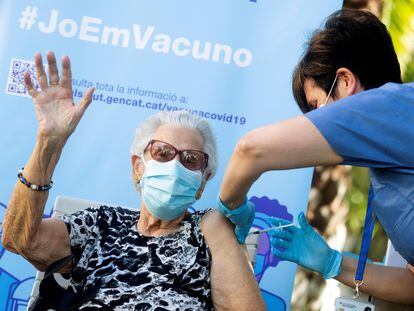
[144, 139, 209, 171]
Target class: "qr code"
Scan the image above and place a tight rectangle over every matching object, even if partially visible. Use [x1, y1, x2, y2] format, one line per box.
[5, 58, 45, 98]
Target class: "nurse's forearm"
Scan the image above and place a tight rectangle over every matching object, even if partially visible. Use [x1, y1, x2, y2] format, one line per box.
[220, 116, 343, 209]
[336, 255, 414, 304]
[219, 140, 262, 209]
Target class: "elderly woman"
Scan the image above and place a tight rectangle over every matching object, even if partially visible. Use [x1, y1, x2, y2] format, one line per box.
[1, 52, 265, 310]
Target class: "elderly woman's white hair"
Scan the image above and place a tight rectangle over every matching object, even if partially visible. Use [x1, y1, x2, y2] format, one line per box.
[130, 110, 217, 178]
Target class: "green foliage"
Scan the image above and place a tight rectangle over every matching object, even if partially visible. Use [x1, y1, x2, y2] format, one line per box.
[382, 0, 414, 82]
[345, 167, 387, 260]
[402, 53, 414, 82]
[346, 167, 369, 234]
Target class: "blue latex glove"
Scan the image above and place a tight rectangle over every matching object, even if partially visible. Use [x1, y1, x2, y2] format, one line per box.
[217, 197, 255, 244]
[268, 212, 342, 279]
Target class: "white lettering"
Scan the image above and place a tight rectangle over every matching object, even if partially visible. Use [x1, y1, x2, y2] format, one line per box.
[233, 48, 253, 68]
[101, 26, 130, 47]
[58, 19, 78, 38]
[33, 11, 253, 68]
[172, 37, 191, 57]
[38, 9, 59, 33]
[79, 16, 102, 43]
[152, 34, 171, 53]
[212, 44, 232, 64]
[192, 40, 212, 60]
[133, 24, 155, 49]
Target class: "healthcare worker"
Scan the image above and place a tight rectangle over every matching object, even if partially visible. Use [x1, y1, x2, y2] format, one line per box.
[217, 9, 414, 304]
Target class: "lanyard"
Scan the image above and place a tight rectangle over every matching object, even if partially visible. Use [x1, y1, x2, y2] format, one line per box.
[354, 185, 376, 298]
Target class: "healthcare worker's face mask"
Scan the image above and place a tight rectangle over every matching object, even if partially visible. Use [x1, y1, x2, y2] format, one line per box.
[319, 74, 338, 108]
[139, 154, 203, 220]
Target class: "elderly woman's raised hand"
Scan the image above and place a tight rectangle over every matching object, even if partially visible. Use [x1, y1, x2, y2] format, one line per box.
[23, 51, 95, 146]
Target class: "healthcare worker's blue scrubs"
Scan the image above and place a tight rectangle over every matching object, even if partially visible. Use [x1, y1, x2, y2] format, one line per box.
[306, 82, 414, 265]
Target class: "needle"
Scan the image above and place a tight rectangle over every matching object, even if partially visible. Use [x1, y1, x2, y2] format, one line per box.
[248, 223, 295, 235]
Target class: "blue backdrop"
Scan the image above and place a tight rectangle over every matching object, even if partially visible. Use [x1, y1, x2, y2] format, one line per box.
[0, 1, 341, 309]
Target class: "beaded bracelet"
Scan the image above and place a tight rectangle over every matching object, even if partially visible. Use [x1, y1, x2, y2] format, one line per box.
[18, 168, 53, 191]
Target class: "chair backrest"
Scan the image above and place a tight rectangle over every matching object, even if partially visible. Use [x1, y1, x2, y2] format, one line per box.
[245, 230, 260, 268]
[27, 195, 129, 309]
[384, 240, 407, 268]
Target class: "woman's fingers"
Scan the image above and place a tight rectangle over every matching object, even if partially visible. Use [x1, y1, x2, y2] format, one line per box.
[34, 53, 47, 90]
[46, 51, 59, 86]
[23, 72, 38, 98]
[60, 55, 72, 89]
[75, 87, 95, 117]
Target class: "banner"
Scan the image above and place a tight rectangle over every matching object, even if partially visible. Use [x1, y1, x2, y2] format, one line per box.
[0, 1, 341, 309]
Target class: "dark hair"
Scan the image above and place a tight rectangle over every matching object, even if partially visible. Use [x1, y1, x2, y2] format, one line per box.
[292, 9, 402, 113]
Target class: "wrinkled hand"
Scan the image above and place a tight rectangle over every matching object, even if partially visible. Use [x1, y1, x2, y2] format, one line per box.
[269, 212, 342, 279]
[24, 51, 95, 145]
[217, 197, 255, 244]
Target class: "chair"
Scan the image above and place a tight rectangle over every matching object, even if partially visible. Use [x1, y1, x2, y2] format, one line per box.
[245, 230, 260, 268]
[383, 240, 407, 267]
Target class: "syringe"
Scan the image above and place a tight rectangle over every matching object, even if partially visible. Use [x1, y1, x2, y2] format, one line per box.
[248, 223, 295, 235]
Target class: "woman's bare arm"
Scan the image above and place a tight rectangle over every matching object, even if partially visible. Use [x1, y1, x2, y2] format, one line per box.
[1, 51, 94, 271]
[219, 116, 343, 209]
[202, 210, 266, 310]
[2, 137, 71, 271]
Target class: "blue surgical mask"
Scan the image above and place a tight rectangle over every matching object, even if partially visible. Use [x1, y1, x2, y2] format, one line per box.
[139, 154, 202, 220]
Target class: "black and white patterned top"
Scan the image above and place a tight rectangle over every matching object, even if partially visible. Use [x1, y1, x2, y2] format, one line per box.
[61, 205, 213, 311]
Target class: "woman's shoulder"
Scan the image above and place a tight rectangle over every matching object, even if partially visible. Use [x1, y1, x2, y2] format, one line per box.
[198, 209, 234, 237]
[182, 209, 234, 249]
[70, 205, 139, 229]
[108, 205, 140, 217]
[100, 205, 139, 224]
[187, 208, 212, 219]
[186, 208, 228, 226]
[199, 209, 241, 255]
[199, 209, 228, 223]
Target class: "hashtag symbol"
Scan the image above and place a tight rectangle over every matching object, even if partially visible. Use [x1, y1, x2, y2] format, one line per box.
[19, 6, 38, 30]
